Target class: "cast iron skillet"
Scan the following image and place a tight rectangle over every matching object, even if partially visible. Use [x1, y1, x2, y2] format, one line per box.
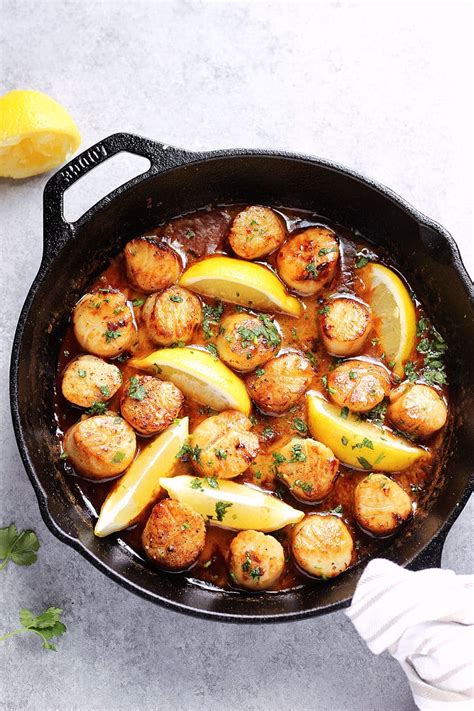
[10, 133, 474, 622]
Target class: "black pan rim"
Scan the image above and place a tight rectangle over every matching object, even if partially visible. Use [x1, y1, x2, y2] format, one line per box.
[9, 136, 474, 622]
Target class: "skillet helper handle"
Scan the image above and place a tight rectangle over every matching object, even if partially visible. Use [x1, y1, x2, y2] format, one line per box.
[42, 132, 190, 258]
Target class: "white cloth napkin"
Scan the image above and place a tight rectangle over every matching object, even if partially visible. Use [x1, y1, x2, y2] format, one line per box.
[346, 559, 474, 710]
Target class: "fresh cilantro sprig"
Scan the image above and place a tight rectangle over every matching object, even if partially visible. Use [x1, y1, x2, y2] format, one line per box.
[0, 524, 39, 571]
[0, 607, 66, 651]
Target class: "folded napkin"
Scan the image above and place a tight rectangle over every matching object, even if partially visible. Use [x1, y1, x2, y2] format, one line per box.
[346, 559, 474, 710]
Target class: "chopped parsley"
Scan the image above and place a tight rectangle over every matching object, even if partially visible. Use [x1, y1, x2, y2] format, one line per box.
[289, 443, 307, 462]
[214, 448, 227, 460]
[330, 504, 343, 515]
[348, 370, 358, 381]
[190, 478, 204, 490]
[185, 229, 195, 239]
[255, 367, 265, 377]
[86, 401, 107, 415]
[352, 437, 374, 451]
[237, 314, 281, 350]
[355, 256, 369, 269]
[128, 375, 146, 401]
[111, 451, 125, 464]
[205, 343, 218, 357]
[318, 305, 330, 315]
[295, 479, 313, 493]
[176, 442, 201, 463]
[293, 418, 308, 434]
[215, 501, 233, 522]
[305, 262, 319, 279]
[99, 385, 110, 398]
[340, 406, 349, 419]
[104, 329, 121, 343]
[169, 294, 183, 303]
[357, 456, 372, 470]
[262, 426, 275, 440]
[341, 436, 349, 446]
[78, 369, 87, 378]
[202, 301, 224, 340]
[319, 246, 338, 256]
[206, 476, 219, 489]
[132, 298, 145, 307]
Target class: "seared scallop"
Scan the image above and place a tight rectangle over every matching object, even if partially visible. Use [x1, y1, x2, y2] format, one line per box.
[276, 227, 339, 295]
[327, 360, 390, 413]
[142, 499, 206, 571]
[273, 438, 338, 503]
[189, 410, 259, 479]
[141, 285, 202, 346]
[216, 312, 281, 372]
[120, 375, 183, 435]
[124, 237, 181, 293]
[63, 414, 136, 479]
[353, 474, 412, 536]
[387, 382, 447, 438]
[73, 289, 136, 358]
[245, 352, 313, 414]
[228, 530, 285, 590]
[61, 354, 122, 408]
[229, 206, 286, 260]
[319, 296, 372, 356]
[292, 514, 353, 579]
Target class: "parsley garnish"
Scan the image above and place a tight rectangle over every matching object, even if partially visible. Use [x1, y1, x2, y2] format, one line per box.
[255, 367, 265, 377]
[305, 262, 319, 279]
[202, 301, 224, 340]
[352, 437, 374, 450]
[295, 479, 313, 493]
[190, 478, 204, 490]
[132, 298, 145, 307]
[169, 294, 183, 302]
[111, 451, 125, 464]
[206, 476, 219, 489]
[289, 443, 307, 462]
[78, 369, 87, 378]
[340, 406, 349, 419]
[99, 385, 110, 398]
[357, 456, 372, 470]
[176, 442, 201, 463]
[341, 436, 349, 446]
[215, 501, 233, 521]
[262, 426, 275, 440]
[330, 504, 343, 514]
[205, 343, 218, 357]
[128, 375, 146, 401]
[0, 607, 66, 651]
[104, 329, 121, 343]
[215, 449, 227, 460]
[0, 524, 39, 571]
[355, 256, 369, 268]
[318, 305, 330, 315]
[293, 418, 308, 434]
[86, 401, 107, 415]
[319, 247, 338, 256]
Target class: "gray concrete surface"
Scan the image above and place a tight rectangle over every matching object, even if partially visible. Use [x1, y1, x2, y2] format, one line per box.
[0, 1, 472, 710]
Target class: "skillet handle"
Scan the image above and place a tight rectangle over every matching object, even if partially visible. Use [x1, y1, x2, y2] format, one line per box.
[42, 132, 192, 259]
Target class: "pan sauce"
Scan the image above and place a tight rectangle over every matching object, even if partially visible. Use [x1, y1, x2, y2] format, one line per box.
[54, 205, 448, 592]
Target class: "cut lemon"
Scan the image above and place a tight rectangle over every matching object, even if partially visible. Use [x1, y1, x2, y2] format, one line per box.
[306, 391, 425, 472]
[129, 347, 251, 415]
[179, 256, 303, 317]
[360, 263, 416, 377]
[160, 475, 304, 532]
[0, 90, 81, 178]
[94, 417, 188, 537]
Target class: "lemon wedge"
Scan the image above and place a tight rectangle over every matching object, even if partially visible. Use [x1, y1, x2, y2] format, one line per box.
[0, 90, 81, 178]
[360, 263, 416, 377]
[306, 391, 424, 472]
[160, 475, 304, 532]
[94, 417, 188, 537]
[129, 347, 251, 415]
[179, 256, 303, 317]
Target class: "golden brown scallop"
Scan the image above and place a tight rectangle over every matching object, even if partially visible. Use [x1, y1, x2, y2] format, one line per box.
[319, 296, 372, 356]
[141, 285, 202, 346]
[327, 360, 390, 413]
[292, 514, 353, 578]
[273, 438, 339, 503]
[125, 237, 182, 293]
[353, 474, 412, 535]
[228, 530, 285, 590]
[73, 289, 137, 358]
[63, 414, 136, 479]
[245, 352, 313, 414]
[216, 312, 281, 372]
[387, 382, 448, 438]
[229, 206, 286, 260]
[61, 354, 122, 408]
[120, 375, 184, 435]
[189, 410, 259, 479]
[142, 499, 206, 570]
[276, 227, 339, 295]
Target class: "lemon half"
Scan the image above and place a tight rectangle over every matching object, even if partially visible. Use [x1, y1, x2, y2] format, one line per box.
[179, 256, 303, 317]
[94, 417, 188, 537]
[306, 391, 425, 472]
[0, 90, 81, 178]
[129, 347, 251, 415]
[361, 263, 416, 377]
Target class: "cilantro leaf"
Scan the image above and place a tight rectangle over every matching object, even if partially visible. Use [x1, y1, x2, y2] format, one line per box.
[0, 607, 66, 651]
[0, 525, 39, 571]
